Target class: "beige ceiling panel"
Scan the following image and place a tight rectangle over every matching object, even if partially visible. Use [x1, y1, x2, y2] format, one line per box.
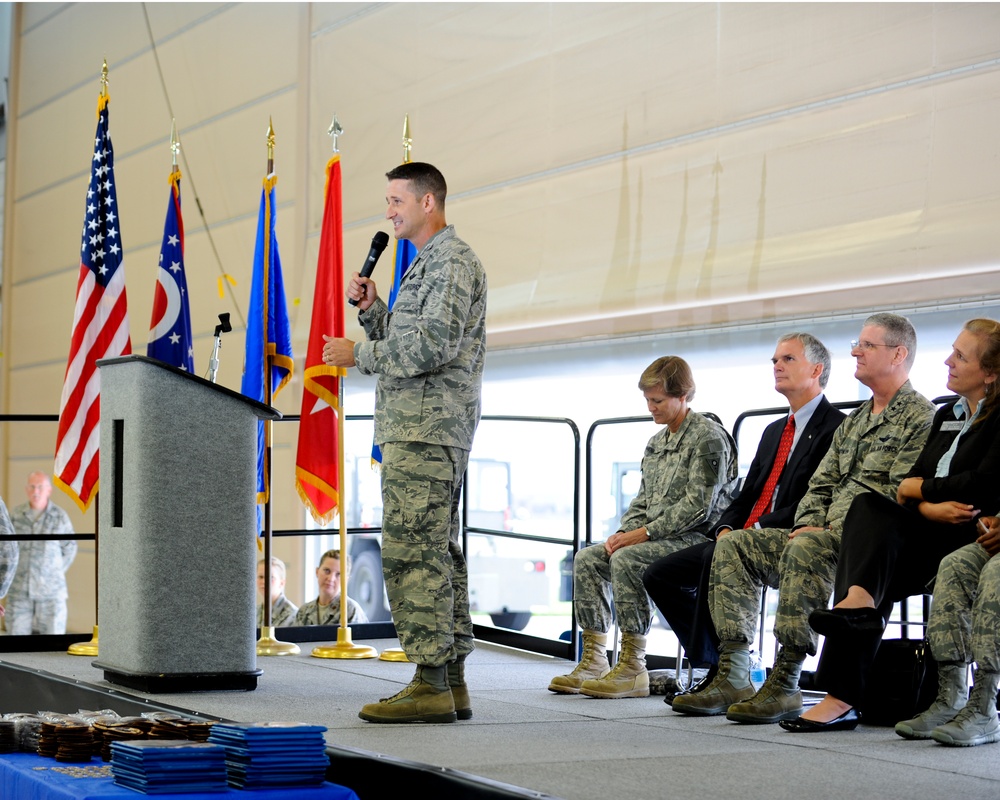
[9, 181, 89, 281]
[144, 3, 301, 129]
[17, 4, 148, 114]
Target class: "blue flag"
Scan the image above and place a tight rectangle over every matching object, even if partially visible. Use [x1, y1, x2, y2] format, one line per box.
[241, 174, 294, 505]
[146, 170, 194, 372]
[371, 236, 417, 464]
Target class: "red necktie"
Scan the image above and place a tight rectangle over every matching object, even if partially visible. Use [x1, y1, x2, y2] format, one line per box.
[744, 414, 796, 528]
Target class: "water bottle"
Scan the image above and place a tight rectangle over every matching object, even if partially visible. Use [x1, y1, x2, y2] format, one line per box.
[749, 650, 766, 690]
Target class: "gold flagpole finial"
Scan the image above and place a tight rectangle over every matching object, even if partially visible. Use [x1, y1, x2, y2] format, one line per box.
[267, 117, 275, 173]
[402, 114, 412, 164]
[170, 118, 180, 170]
[327, 114, 343, 154]
[100, 58, 109, 97]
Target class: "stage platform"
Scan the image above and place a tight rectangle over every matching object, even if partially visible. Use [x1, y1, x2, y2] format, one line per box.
[2, 636, 999, 800]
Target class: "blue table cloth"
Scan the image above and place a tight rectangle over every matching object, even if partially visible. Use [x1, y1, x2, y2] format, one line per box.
[0, 752, 359, 800]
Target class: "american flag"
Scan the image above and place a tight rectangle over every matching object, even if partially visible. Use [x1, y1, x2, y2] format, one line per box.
[146, 169, 194, 372]
[54, 90, 132, 513]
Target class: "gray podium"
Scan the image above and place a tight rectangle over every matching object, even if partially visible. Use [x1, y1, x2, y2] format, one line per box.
[92, 355, 280, 692]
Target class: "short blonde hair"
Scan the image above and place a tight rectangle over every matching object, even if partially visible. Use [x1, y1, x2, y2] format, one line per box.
[258, 556, 286, 582]
[637, 356, 695, 401]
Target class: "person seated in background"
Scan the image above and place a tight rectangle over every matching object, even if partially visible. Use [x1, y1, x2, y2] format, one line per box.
[548, 356, 738, 699]
[675, 313, 934, 725]
[294, 549, 369, 626]
[789, 319, 1000, 732]
[643, 333, 845, 704]
[7, 472, 76, 635]
[0, 497, 19, 619]
[895, 515, 1000, 747]
[256, 556, 298, 629]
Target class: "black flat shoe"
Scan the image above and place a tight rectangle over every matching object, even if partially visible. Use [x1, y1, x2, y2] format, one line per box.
[665, 664, 718, 705]
[808, 607, 885, 636]
[779, 708, 861, 733]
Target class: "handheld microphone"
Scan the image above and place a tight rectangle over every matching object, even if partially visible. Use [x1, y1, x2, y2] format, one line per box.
[349, 231, 391, 307]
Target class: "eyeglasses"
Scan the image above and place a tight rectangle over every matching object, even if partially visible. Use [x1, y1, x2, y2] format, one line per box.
[850, 339, 899, 351]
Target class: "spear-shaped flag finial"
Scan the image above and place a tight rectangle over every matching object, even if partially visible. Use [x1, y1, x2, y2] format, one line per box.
[328, 114, 343, 153]
[402, 114, 412, 164]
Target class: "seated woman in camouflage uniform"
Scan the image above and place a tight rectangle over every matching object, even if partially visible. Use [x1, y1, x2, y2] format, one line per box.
[548, 356, 738, 699]
[294, 549, 369, 626]
[256, 556, 298, 629]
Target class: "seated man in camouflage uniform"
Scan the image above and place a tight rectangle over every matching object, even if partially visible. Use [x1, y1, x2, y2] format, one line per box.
[0, 497, 18, 618]
[674, 313, 934, 724]
[549, 356, 738, 699]
[896, 516, 1000, 747]
[256, 556, 298, 629]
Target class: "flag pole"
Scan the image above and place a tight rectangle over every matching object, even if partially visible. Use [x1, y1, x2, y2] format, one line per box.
[379, 113, 414, 663]
[67, 59, 113, 658]
[312, 114, 377, 660]
[258, 118, 300, 656]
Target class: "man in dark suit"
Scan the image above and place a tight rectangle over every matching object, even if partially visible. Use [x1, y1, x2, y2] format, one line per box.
[643, 332, 845, 702]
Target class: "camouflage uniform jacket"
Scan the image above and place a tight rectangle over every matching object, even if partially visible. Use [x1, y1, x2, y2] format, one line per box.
[793, 380, 934, 531]
[0, 498, 18, 598]
[293, 596, 369, 626]
[354, 225, 487, 451]
[256, 594, 298, 628]
[9, 501, 76, 601]
[617, 412, 739, 541]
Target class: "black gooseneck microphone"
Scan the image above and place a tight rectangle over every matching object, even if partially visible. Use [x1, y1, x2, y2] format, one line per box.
[349, 231, 391, 306]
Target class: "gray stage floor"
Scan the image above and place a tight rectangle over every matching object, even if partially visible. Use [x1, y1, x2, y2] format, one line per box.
[2, 638, 999, 800]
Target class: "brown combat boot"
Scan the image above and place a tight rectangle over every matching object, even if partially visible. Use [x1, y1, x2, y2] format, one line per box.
[359, 665, 457, 724]
[726, 647, 804, 724]
[580, 633, 650, 698]
[548, 630, 610, 694]
[447, 658, 472, 720]
[672, 643, 755, 716]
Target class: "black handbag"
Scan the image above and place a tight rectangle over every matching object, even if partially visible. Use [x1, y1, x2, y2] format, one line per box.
[859, 637, 938, 726]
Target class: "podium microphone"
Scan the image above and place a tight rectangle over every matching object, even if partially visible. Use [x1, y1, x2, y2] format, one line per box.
[207, 312, 232, 384]
[349, 231, 390, 307]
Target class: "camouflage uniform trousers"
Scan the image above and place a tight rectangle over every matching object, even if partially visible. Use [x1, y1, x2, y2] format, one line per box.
[927, 543, 1000, 671]
[574, 532, 707, 634]
[710, 526, 840, 655]
[380, 441, 473, 668]
[6, 597, 67, 635]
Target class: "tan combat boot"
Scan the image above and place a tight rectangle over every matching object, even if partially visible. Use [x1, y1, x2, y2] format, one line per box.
[447, 658, 472, 720]
[896, 662, 968, 740]
[359, 665, 457, 724]
[931, 669, 1000, 747]
[672, 642, 755, 716]
[726, 647, 804, 724]
[548, 630, 610, 694]
[580, 632, 650, 698]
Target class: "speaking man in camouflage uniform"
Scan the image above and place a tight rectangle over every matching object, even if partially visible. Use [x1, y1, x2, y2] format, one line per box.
[548, 356, 739, 699]
[895, 516, 1000, 746]
[0, 498, 19, 618]
[322, 162, 486, 724]
[7, 472, 77, 635]
[674, 312, 934, 723]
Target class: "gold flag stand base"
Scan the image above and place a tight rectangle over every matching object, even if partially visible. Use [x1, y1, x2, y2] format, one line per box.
[311, 627, 378, 660]
[257, 627, 301, 656]
[68, 625, 99, 656]
[379, 647, 410, 662]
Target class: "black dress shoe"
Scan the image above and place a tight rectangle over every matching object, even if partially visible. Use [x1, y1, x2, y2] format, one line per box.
[779, 708, 861, 733]
[808, 607, 885, 637]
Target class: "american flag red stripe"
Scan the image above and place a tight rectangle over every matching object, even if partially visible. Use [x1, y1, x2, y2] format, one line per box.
[54, 91, 131, 512]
